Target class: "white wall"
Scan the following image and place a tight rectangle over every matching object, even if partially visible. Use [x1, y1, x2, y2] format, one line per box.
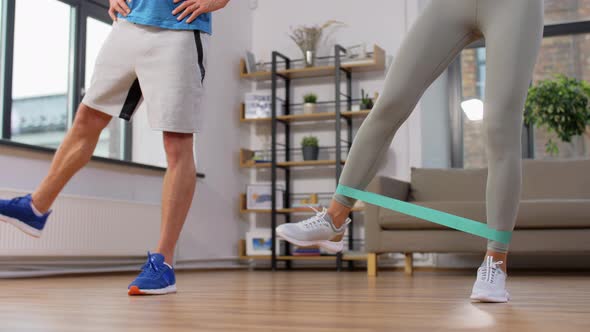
[0, 148, 163, 203]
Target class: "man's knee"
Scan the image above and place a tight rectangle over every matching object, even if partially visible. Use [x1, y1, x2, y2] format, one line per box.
[73, 104, 112, 133]
[163, 132, 194, 164]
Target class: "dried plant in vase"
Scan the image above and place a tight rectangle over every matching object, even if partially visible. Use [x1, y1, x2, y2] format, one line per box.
[289, 20, 345, 67]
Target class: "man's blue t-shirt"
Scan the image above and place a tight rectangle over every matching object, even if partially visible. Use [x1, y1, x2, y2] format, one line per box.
[118, 0, 212, 34]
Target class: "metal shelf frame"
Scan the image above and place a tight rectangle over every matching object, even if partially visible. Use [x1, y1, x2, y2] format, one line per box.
[269, 45, 358, 271]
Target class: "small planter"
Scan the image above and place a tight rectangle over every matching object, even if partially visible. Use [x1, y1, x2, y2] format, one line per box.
[359, 102, 373, 110]
[302, 146, 319, 161]
[360, 89, 374, 110]
[303, 103, 316, 114]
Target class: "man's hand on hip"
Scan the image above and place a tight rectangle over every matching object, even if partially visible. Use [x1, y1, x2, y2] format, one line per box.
[172, 0, 230, 23]
[108, 0, 131, 21]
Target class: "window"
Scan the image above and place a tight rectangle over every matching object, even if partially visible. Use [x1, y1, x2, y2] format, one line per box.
[0, 0, 139, 165]
[85, 16, 125, 159]
[0, 2, 4, 120]
[460, 47, 487, 169]
[544, 0, 590, 25]
[11, 0, 73, 148]
[531, 33, 590, 160]
[457, 13, 590, 167]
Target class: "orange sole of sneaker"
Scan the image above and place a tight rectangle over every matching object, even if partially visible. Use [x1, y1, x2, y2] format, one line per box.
[128, 286, 145, 295]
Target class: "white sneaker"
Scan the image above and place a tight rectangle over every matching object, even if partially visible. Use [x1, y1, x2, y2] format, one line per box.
[470, 256, 510, 303]
[276, 207, 351, 254]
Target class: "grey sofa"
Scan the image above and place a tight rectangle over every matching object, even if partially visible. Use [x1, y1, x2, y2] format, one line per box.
[364, 159, 590, 276]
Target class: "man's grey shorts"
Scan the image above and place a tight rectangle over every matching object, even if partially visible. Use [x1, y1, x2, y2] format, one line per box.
[82, 19, 209, 133]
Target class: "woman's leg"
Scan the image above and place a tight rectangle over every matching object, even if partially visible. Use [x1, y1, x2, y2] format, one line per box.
[478, 0, 544, 271]
[330, 1, 479, 227]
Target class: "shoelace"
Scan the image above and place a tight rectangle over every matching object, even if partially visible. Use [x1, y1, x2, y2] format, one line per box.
[301, 206, 331, 230]
[138, 252, 161, 278]
[480, 256, 503, 284]
[9, 196, 26, 205]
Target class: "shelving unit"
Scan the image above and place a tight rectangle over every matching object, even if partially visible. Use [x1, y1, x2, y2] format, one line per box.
[239, 44, 385, 271]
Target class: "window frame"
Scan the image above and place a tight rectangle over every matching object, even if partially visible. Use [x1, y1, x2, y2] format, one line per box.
[0, 0, 194, 175]
[451, 19, 590, 167]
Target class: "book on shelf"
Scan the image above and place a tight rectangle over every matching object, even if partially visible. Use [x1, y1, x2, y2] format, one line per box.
[292, 246, 321, 256]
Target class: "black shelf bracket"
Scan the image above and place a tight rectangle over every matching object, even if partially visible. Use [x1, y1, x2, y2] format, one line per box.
[271, 51, 291, 271]
[334, 44, 355, 271]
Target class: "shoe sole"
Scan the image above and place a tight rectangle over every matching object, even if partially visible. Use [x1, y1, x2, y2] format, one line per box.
[0, 214, 42, 238]
[128, 284, 177, 296]
[470, 292, 510, 303]
[276, 230, 344, 254]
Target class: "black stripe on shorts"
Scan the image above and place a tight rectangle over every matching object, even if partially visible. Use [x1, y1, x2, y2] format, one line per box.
[193, 31, 206, 84]
[119, 78, 142, 121]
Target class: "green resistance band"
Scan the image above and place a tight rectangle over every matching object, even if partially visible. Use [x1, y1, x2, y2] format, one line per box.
[336, 184, 512, 244]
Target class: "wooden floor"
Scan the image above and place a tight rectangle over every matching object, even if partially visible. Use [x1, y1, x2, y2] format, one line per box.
[1, 270, 589, 331]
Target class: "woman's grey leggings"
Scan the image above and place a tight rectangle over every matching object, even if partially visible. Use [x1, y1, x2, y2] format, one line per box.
[334, 0, 544, 253]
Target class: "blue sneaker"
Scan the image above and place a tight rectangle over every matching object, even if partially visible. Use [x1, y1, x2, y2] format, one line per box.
[0, 194, 51, 237]
[128, 252, 177, 295]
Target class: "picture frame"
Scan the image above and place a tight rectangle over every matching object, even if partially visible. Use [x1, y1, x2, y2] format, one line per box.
[246, 229, 281, 256]
[245, 51, 258, 74]
[244, 92, 275, 119]
[246, 184, 284, 210]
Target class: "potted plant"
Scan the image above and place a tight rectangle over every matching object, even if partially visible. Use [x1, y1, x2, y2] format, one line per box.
[289, 20, 345, 67]
[524, 75, 590, 156]
[303, 93, 318, 114]
[301, 135, 319, 161]
[359, 89, 374, 110]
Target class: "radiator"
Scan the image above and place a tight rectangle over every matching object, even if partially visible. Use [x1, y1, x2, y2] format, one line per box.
[0, 189, 161, 257]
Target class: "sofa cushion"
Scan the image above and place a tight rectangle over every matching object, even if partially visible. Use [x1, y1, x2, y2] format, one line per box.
[409, 159, 590, 202]
[378, 199, 590, 230]
[522, 159, 590, 199]
[410, 168, 487, 201]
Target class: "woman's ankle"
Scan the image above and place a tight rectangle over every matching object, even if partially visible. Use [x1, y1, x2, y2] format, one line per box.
[484, 250, 508, 273]
[327, 200, 352, 228]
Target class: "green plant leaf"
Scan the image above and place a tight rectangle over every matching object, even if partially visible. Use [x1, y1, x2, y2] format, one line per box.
[303, 93, 318, 103]
[525, 75, 590, 156]
[301, 135, 319, 147]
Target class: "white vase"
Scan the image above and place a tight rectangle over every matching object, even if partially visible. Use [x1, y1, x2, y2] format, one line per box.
[304, 50, 316, 67]
[303, 103, 316, 114]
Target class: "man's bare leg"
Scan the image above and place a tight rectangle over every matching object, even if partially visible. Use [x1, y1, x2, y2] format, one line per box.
[31, 104, 112, 212]
[155, 132, 197, 265]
